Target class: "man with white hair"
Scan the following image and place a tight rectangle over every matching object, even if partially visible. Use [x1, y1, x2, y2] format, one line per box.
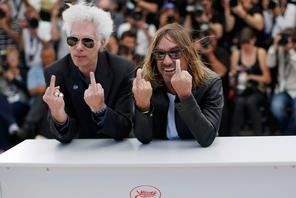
[43, 1, 134, 143]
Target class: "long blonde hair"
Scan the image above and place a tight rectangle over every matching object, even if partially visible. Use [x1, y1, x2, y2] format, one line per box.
[142, 23, 210, 88]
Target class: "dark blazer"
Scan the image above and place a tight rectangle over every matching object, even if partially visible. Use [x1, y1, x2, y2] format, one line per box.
[134, 70, 224, 147]
[44, 51, 134, 143]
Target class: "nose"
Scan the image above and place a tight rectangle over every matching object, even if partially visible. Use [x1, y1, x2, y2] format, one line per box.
[76, 40, 84, 51]
[162, 53, 173, 65]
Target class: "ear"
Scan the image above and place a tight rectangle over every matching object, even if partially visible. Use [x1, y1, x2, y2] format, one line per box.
[98, 38, 106, 51]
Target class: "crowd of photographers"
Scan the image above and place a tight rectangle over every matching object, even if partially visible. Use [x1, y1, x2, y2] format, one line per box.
[0, 0, 296, 151]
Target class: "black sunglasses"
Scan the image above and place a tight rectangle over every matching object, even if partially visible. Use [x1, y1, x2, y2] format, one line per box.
[66, 36, 95, 48]
[153, 48, 184, 60]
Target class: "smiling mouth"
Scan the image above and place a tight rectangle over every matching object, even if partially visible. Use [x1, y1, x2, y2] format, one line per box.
[164, 67, 175, 72]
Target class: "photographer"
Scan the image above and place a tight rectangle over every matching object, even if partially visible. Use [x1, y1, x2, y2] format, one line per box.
[195, 25, 231, 135]
[0, 2, 20, 51]
[158, 1, 180, 28]
[267, 28, 296, 135]
[0, 48, 29, 150]
[270, 0, 296, 37]
[126, 0, 164, 26]
[225, 0, 264, 48]
[117, 30, 141, 64]
[20, 7, 44, 68]
[117, 5, 156, 57]
[184, 0, 223, 41]
[230, 27, 271, 135]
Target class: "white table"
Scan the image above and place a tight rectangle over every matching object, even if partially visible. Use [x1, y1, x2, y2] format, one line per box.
[0, 137, 296, 198]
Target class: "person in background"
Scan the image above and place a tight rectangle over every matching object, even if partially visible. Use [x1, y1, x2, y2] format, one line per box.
[0, 2, 20, 52]
[267, 28, 296, 135]
[195, 25, 231, 136]
[42, 1, 134, 143]
[117, 30, 141, 64]
[18, 45, 57, 139]
[117, 5, 156, 57]
[132, 23, 223, 146]
[229, 27, 271, 135]
[0, 48, 29, 150]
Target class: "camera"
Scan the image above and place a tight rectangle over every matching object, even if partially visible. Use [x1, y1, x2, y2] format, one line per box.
[131, 11, 143, 21]
[230, 0, 238, 7]
[194, 3, 204, 18]
[27, 17, 39, 29]
[167, 14, 175, 23]
[269, 0, 279, 9]
[279, 32, 290, 46]
[0, 8, 6, 19]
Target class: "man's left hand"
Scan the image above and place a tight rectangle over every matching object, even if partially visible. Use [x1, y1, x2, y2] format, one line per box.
[84, 72, 105, 112]
[171, 59, 192, 99]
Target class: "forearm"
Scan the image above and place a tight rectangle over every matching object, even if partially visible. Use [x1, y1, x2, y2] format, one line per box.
[224, 7, 235, 32]
[134, 107, 153, 144]
[243, 13, 264, 31]
[137, 0, 158, 13]
[3, 26, 19, 43]
[176, 95, 220, 147]
[97, 106, 132, 140]
[29, 85, 46, 96]
[48, 113, 78, 143]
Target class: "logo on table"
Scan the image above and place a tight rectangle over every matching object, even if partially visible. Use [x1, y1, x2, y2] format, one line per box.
[130, 185, 161, 198]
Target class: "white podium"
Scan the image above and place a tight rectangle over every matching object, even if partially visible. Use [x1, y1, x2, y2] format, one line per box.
[1, 137, 296, 198]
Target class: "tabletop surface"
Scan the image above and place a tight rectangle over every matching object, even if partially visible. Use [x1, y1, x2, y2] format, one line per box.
[0, 136, 296, 168]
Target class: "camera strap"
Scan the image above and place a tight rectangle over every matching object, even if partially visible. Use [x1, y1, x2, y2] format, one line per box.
[11, 0, 23, 20]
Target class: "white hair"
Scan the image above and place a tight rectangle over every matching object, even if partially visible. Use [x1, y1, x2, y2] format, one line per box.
[62, 1, 113, 47]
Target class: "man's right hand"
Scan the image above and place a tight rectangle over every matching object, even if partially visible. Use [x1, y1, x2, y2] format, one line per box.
[43, 75, 67, 124]
[132, 68, 152, 112]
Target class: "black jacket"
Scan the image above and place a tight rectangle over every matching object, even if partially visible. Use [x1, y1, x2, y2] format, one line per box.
[44, 51, 134, 143]
[134, 70, 223, 147]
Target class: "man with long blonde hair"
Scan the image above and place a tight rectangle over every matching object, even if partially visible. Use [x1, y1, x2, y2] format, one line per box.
[132, 23, 223, 147]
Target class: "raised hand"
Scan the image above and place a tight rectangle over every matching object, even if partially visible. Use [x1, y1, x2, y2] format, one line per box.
[43, 75, 67, 123]
[132, 68, 152, 112]
[84, 72, 105, 112]
[171, 59, 192, 99]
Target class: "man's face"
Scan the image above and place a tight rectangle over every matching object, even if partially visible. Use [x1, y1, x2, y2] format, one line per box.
[68, 21, 100, 70]
[120, 36, 136, 51]
[155, 36, 187, 85]
[42, 49, 55, 67]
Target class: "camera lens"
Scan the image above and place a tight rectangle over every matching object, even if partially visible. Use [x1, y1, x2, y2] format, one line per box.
[0, 8, 6, 19]
[28, 17, 39, 29]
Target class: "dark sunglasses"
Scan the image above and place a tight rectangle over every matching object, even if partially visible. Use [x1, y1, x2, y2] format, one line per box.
[66, 36, 95, 48]
[153, 48, 184, 60]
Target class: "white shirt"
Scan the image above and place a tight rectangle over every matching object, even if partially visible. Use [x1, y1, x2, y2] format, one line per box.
[272, 3, 296, 37]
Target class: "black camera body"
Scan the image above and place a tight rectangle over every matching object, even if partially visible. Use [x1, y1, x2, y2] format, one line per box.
[167, 14, 175, 23]
[230, 0, 239, 7]
[194, 4, 204, 18]
[269, 0, 279, 9]
[27, 17, 39, 29]
[131, 11, 143, 21]
[279, 33, 290, 46]
[0, 8, 6, 19]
